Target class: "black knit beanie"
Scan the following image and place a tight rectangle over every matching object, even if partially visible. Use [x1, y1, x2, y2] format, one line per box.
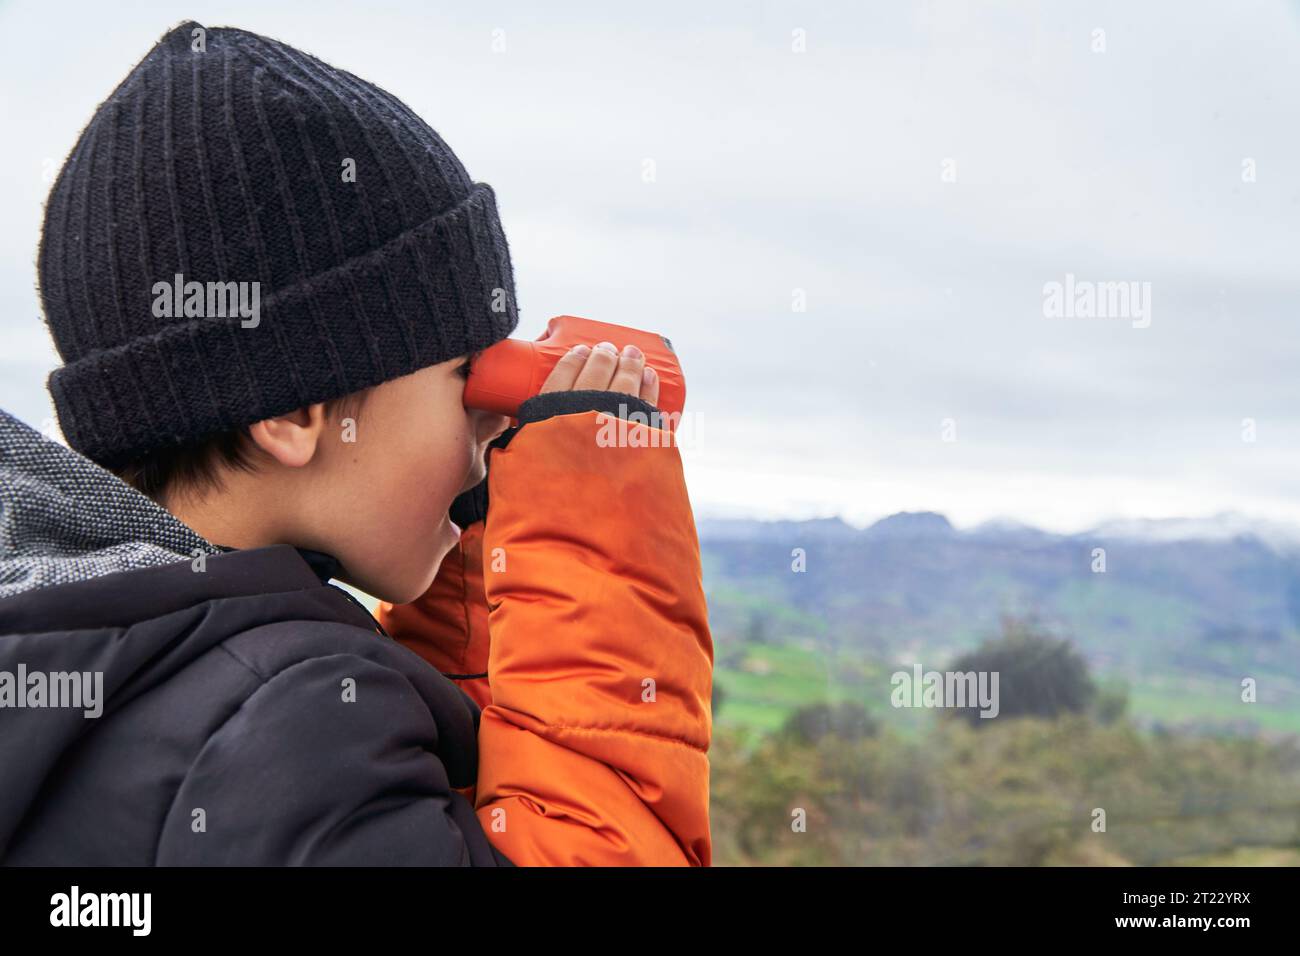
[38, 20, 519, 470]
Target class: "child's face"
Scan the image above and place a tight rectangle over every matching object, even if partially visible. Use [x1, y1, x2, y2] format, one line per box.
[315, 355, 510, 604]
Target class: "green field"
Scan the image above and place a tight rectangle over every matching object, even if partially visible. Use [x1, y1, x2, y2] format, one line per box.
[713, 638, 1300, 742]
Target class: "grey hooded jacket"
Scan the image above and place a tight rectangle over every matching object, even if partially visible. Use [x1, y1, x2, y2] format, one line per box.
[0, 408, 511, 865]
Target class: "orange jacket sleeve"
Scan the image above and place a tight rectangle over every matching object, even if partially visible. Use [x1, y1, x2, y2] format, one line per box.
[381, 403, 713, 866]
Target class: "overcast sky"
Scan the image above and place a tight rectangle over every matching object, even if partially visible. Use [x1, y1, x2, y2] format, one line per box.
[2, 0, 1297, 533]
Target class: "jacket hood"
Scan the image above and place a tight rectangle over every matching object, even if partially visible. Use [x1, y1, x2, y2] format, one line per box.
[0, 408, 386, 855]
[0, 407, 221, 600]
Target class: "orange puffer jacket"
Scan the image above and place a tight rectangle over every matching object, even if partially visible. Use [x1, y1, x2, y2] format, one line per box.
[377, 399, 713, 866]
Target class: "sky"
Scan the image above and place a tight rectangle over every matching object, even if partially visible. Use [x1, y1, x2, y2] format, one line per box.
[1, 0, 1297, 533]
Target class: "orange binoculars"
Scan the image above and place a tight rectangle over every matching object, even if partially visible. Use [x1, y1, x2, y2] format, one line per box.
[462, 315, 686, 431]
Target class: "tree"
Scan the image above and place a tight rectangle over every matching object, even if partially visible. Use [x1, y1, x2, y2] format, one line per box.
[779, 701, 878, 744]
[945, 615, 1096, 727]
[1093, 680, 1130, 724]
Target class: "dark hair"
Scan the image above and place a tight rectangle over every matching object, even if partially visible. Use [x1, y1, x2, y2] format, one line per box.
[114, 389, 371, 506]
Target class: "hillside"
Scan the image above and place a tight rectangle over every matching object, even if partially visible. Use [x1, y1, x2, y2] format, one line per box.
[700, 512, 1300, 736]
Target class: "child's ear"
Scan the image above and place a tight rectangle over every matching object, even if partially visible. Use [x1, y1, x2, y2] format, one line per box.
[247, 403, 328, 468]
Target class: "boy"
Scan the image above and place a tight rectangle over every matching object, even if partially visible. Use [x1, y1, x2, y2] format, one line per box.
[0, 21, 712, 866]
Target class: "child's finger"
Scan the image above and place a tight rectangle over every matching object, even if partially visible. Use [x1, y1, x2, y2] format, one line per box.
[538, 344, 591, 393]
[572, 341, 621, 391]
[640, 365, 660, 407]
[606, 344, 646, 397]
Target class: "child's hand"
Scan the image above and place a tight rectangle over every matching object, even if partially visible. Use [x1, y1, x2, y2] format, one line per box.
[538, 342, 660, 407]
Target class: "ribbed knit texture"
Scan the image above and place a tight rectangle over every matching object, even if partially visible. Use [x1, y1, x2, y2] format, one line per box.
[38, 20, 519, 470]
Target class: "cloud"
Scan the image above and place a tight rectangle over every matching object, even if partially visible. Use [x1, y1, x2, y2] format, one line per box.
[2, 0, 1297, 530]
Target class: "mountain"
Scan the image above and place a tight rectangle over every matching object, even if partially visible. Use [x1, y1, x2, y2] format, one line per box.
[698, 511, 1300, 695]
[863, 511, 955, 540]
[698, 509, 1300, 553]
[969, 518, 1057, 544]
[696, 510, 955, 543]
[1082, 513, 1300, 553]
